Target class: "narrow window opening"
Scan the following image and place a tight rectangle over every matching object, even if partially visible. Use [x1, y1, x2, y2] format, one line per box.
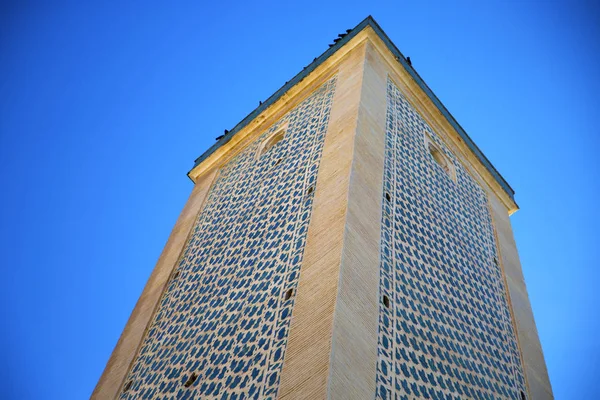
[172, 270, 180, 280]
[307, 186, 314, 196]
[428, 143, 451, 175]
[184, 372, 198, 388]
[385, 192, 391, 202]
[260, 130, 285, 157]
[274, 158, 283, 167]
[520, 391, 526, 400]
[123, 380, 133, 392]
[382, 295, 390, 308]
[493, 257, 498, 266]
[284, 288, 294, 301]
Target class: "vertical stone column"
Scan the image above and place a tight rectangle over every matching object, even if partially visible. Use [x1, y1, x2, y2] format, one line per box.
[490, 196, 554, 400]
[277, 42, 368, 400]
[92, 168, 218, 400]
[327, 40, 387, 399]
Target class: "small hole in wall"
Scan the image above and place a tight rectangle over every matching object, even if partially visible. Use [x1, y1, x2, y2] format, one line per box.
[385, 192, 391, 202]
[493, 257, 498, 266]
[184, 372, 198, 388]
[284, 288, 294, 301]
[520, 391, 526, 400]
[307, 186, 314, 196]
[274, 158, 283, 167]
[123, 380, 133, 392]
[172, 270, 180, 280]
[382, 295, 390, 308]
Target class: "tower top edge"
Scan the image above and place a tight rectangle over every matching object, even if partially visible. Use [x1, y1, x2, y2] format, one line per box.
[187, 16, 516, 203]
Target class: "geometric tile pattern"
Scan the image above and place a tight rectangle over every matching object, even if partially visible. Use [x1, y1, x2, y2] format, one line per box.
[375, 78, 527, 400]
[118, 76, 337, 400]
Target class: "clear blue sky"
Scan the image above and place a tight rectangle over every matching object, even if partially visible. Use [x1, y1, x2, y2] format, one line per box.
[1, 2, 598, 399]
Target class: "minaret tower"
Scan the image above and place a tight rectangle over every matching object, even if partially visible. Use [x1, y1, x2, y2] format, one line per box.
[94, 16, 553, 400]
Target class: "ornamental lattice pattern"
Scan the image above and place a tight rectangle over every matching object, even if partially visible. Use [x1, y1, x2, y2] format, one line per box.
[375, 78, 527, 400]
[119, 77, 336, 399]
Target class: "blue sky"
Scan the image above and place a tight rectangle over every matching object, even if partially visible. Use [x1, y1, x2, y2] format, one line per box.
[1, 2, 598, 399]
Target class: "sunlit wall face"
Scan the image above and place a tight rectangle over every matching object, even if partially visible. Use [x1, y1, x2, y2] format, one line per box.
[118, 78, 337, 399]
[375, 78, 527, 400]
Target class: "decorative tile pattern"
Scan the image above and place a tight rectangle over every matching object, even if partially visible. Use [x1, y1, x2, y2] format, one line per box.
[119, 77, 337, 399]
[375, 78, 527, 400]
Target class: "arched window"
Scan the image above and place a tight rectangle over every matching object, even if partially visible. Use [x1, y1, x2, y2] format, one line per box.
[259, 129, 285, 157]
[424, 134, 455, 182]
[428, 143, 450, 174]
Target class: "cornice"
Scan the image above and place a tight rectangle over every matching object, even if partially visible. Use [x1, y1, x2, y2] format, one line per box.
[187, 31, 370, 182]
[188, 16, 517, 212]
[363, 30, 518, 213]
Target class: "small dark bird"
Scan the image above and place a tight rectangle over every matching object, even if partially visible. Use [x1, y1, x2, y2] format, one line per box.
[224, 129, 229, 134]
[259, 101, 262, 105]
[346, 29, 352, 33]
[334, 38, 341, 43]
[338, 33, 345, 38]
[406, 57, 412, 66]
[329, 44, 334, 48]
[215, 135, 224, 141]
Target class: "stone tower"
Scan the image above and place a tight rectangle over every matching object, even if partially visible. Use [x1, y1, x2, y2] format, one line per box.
[93, 16, 553, 400]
